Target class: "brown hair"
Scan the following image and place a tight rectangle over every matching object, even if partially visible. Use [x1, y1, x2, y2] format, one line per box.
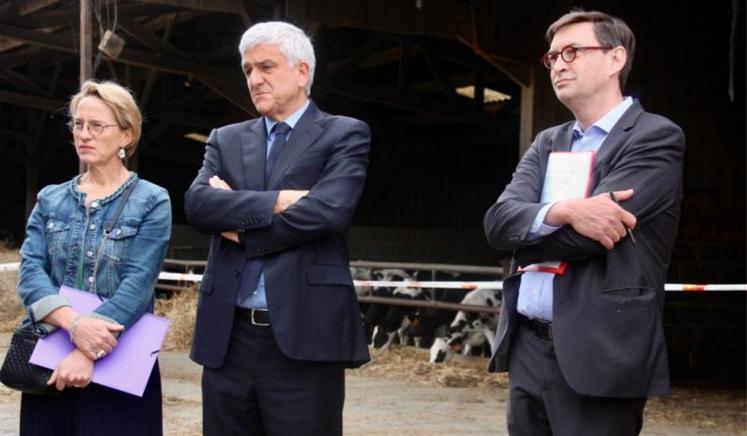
[68, 80, 143, 158]
[546, 10, 636, 90]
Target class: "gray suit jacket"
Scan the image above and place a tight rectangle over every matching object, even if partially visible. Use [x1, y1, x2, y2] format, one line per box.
[484, 102, 685, 397]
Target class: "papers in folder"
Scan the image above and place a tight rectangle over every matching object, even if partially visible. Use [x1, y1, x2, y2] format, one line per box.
[525, 151, 594, 275]
[540, 151, 594, 203]
[29, 286, 169, 397]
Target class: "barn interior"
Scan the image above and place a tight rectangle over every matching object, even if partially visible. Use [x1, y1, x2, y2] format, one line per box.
[0, 0, 744, 386]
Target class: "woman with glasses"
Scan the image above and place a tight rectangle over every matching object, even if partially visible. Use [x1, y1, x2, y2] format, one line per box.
[15, 80, 171, 435]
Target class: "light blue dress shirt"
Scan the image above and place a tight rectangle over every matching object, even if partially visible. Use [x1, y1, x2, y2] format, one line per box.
[517, 97, 634, 321]
[238, 100, 310, 309]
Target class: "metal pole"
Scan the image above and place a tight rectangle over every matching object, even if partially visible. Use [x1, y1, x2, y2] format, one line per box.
[79, 0, 92, 174]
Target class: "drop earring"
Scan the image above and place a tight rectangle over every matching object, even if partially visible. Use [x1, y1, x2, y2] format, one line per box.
[118, 147, 126, 159]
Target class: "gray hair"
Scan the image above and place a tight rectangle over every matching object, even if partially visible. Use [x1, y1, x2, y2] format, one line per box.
[238, 21, 316, 95]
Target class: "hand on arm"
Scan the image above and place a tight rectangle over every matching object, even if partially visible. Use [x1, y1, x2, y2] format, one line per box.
[545, 189, 636, 250]
[208, 176, 241, 243]
[239, 119, 371, 257]
[209, 175, 308, 242]
[273, 189, 309, 214]
[44, 306, 122, 360]
[47, 349, 94, 390]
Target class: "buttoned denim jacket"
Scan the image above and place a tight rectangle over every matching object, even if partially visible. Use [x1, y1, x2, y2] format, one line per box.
[17, 172, 171, 335]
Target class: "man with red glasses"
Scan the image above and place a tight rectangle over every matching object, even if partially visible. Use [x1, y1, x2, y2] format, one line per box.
[484, 10, 685, 435]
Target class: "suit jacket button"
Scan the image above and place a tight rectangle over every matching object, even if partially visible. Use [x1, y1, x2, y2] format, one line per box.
[233, 270, 240, 277]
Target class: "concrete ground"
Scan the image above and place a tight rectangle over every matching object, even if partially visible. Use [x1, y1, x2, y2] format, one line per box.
[0, 335, 744, 435]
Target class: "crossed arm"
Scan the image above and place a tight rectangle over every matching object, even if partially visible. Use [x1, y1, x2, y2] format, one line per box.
[184, 120, 371, 256]
[19, 190, 171, 390]
[206, 174, 306, 243]
[484, 122, 685, 265]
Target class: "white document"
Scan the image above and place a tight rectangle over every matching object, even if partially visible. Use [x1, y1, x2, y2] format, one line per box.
[540, 151, 594, 203]
[523, 151, 594, 276]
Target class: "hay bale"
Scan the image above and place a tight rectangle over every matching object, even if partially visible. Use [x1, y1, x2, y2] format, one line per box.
[0, 246, 202, 344]
[155, 287, 198, 352]
[351, 346, 509, 388]
[0, 245, 22, 332]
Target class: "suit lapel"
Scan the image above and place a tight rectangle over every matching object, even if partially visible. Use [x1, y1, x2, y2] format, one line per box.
[241, 118, 268, 189]
[268, 102, 324, 188]
[594, 101, 643, 165]
[550, 123, 575, 153]
[591, 101, 644, 185]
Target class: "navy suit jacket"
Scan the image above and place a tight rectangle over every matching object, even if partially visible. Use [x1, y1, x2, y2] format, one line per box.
[185, 101, 371, 369]
[484, 102, 685, 397]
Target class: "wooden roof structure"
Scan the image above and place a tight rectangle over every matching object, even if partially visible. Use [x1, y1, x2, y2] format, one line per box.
[0, 0, 542, 217]
[0, 1, 743, 284]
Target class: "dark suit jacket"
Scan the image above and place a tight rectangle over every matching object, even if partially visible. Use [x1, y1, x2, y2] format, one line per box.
[484, 102, 685, 397]
[185, 101, 371, 369]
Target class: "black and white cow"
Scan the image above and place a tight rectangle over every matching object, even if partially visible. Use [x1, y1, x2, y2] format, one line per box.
[370, 273, 425, 349]
[429, 288, 501, 363]
[401, 287, 466, 348]
[360, 269, 421, 348]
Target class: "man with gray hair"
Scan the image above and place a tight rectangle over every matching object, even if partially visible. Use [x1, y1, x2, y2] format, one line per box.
[484, 10, 684, 435]
[185, 21, 370, 435]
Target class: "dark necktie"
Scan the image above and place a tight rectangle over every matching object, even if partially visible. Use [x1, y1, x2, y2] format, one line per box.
[237, 122, 292, 305]
[265, 122, 291, 185]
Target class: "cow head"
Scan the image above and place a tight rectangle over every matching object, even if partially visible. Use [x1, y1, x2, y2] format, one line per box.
[429, 337, 451, 363]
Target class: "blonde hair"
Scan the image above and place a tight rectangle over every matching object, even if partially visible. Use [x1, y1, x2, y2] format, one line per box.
[68, 80, 143, 158]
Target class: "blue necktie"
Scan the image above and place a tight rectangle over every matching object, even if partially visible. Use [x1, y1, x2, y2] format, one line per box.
[237, 122, 291, 305]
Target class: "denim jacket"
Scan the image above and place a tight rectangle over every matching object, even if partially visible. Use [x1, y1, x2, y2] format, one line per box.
[18, 172, 171, 334]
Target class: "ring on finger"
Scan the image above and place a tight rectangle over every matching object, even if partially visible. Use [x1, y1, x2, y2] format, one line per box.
[95, 349, 106, 359]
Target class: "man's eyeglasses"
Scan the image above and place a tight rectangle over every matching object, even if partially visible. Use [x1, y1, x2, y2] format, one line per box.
[541, 45, 612, 69]
[67, 120, 118, 136]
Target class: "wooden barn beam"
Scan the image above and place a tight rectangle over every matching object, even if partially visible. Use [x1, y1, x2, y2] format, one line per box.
[0, 69, 47, 95]
[148, 108, 227, 130]
[119, 19, 195, 60]
[0, 23, 254, 113]
[0, 47, 70, 69]
[326, 38, 381, 77]
[139, 119, 172, 149]
[327, 45, 424, 75]
[0, 26, 63, 53]
[0, 89, 64, 111]
[5, 3, 181, 28]
[140, 10, 207, 31]
[420, 43, 459, 101]
[317, 79, 501, 127]
[133, 0, 245, 15]
[195, 76, 255, 116]
[237, 3, 254, 26]
[408, 71, 502, 95]
[17, 0, 61, 16]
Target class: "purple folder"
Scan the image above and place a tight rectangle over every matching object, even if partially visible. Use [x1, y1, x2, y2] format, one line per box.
[29, 286, 169, 397]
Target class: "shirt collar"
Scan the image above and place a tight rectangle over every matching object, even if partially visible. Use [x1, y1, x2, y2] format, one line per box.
[572, 96, 634, 137]
[264, 99, 310, 135]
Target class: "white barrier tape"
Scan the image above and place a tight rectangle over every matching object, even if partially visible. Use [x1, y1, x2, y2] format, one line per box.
[158, 271, 204, 283]
[2, 262, 746, 291]
[0, 262, 19, 272]
[352, 280, 501, 290]
[665, 284, 747, 292]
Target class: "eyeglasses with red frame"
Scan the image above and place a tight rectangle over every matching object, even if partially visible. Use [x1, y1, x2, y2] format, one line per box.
[541, 45, 613, 69]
